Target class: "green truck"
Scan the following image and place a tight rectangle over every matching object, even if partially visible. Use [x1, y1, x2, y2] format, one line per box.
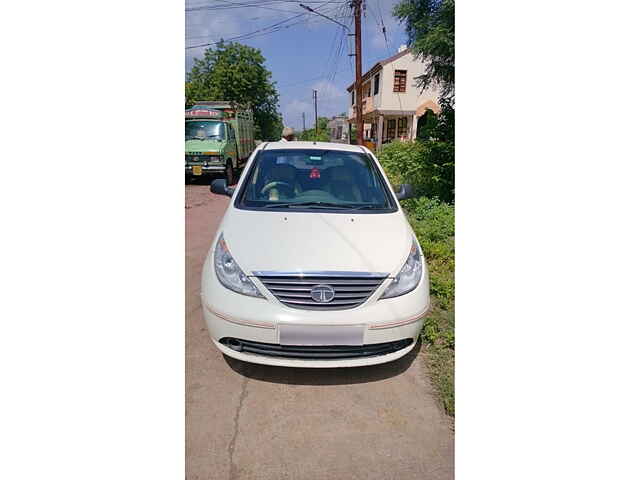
[185, 101, 255, 184]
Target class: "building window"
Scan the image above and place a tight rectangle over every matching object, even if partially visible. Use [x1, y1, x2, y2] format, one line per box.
[374, 74, 380, 95]
[337, 126, 343, 139]
[398, 117, 408, 138]
[393, 70, 407, 92]
[387, 119, 397, 139]
[351, 91, 355, 105]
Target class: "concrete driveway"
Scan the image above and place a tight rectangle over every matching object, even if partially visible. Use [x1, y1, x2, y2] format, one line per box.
[186, 183, 454, 480]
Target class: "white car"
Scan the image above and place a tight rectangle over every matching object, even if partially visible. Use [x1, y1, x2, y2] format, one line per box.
[201, 141, 429, 368]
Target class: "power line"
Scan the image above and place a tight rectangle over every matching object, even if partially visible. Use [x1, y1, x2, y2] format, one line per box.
[187, 0, 343, 10]
[277, 68, 350, 89]
[186, 0, 303, 14]
[186, 12, 307, 49]
[186, 1, 343, 48]
[299, 3, 350, 30]
[186, 14, 348, 48]
[320, 7, 345, 86]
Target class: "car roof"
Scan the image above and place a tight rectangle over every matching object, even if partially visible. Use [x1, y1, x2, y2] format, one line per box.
[262, 141, 368, 153]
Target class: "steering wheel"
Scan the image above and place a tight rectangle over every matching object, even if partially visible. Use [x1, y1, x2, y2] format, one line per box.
[260, 181, 295, 198]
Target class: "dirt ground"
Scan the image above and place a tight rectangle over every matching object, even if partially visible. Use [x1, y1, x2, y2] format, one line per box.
[186, 182, 454, 480]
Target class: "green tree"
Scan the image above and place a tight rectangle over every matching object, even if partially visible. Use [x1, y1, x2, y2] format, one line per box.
[297, 116, 330, 142]
[186, 41, 282, 140]
[393, 0, 454, 99]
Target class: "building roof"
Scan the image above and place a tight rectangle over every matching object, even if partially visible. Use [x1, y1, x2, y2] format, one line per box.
[346, 48, 412, 92]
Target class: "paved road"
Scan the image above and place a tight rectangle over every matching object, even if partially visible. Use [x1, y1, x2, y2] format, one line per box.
[186, 183, 454, 480]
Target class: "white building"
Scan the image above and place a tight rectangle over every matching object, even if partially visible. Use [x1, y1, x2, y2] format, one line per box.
[327, 115, 349, 143]
[346, 46, 441, 150]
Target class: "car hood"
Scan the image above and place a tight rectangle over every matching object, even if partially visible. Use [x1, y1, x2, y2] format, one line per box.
[221, 208, 413, 276]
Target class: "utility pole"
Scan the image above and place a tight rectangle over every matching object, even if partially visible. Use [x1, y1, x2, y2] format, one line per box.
[313, 90, 318, 137]
[299, 2, 355, 142]
[353, 0, 364, 145]
[302, 112, 306, 131]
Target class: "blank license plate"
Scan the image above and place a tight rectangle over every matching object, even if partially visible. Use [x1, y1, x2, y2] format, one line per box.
[279, 324, 364, 346]
[193, 165, 202, 175]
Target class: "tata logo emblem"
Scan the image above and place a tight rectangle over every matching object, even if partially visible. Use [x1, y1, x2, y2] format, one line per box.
[310, 284, 335, 303]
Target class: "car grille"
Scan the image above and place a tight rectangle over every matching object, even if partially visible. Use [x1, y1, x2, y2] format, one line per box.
[253, 272, 388, 310]
[219, 337, 413, 359]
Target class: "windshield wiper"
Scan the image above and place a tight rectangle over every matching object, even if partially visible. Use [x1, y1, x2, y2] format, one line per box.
[347, 204, 384, 210]
[263, 201, 354, 209]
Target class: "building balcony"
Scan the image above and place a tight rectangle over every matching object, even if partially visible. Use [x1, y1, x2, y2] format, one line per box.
[363, 97, 375, 115]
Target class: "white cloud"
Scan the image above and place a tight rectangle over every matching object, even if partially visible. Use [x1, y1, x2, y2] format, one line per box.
[281, 79, 349, 131]
[312, 80, 349, 118]
[312, 79, 343, 100]
[185, 7, 282, 73]
[281, 99, 312, 130]
[371, 31, 387, 50]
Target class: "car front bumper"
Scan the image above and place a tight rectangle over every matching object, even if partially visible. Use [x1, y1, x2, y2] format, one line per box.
[185, 164, 225, 175]
[214, 336, 418, 368]
[200, 251, 429, 368]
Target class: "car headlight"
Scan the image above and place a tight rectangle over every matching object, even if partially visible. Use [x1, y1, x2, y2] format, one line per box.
[380, 239, 423, 299]
[213, 235, 263, 298]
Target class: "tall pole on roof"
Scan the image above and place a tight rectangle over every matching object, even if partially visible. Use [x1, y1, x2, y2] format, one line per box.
[302, 112, 306, 132]
[353, 0, 364, 145]
[313, 90, 318, 137]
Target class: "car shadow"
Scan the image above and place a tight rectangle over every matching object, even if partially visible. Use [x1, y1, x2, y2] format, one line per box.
[186, 169, 244, 187]
[186, 175, 219, 186]
[223, 338, 422, 386]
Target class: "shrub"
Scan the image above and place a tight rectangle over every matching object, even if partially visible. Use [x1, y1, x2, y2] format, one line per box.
[402, 196, 455, 415]
[404, 197, 455, 310]
[378, 139, 454, 204]
[378, 140, 429, 194]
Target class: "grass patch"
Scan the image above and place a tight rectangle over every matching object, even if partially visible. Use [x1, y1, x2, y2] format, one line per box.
[402, 197, 455, 416]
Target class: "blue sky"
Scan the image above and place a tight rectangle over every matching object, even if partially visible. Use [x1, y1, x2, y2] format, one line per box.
[185, 0, 408, 130]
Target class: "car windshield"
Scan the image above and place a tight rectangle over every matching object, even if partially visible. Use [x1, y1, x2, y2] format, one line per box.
[185, 121, 226, 140]
[237, 148, 396, 212]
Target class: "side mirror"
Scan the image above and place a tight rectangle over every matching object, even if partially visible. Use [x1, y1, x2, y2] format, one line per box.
[211, 179, 234, 197]
[395, 183, 414, 200]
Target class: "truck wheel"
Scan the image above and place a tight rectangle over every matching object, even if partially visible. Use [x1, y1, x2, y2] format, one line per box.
[225, 161, 235, 186]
